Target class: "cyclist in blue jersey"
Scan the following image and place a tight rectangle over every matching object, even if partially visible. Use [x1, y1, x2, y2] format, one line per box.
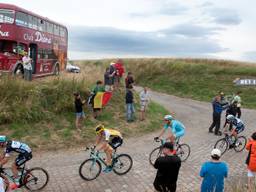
[0, 136, 32, 185]
[224, 114, 245, 147]
[155, 115, 185, 143]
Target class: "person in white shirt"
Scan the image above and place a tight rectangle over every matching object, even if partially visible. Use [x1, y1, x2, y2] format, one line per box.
[139, 87, 150, 121]
[22, 52, 32, 81]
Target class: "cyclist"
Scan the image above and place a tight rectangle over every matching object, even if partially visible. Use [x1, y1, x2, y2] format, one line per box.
[224, 114, 245, 148]
[0, 136, 32, 186]
[155, 115, 185, 144]
[94, 125, 123, 173]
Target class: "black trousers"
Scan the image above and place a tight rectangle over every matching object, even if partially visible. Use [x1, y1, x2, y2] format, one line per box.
[237, 107, 241, 118]
[154, 180, 176, 192]
[209, 113, 221, 134]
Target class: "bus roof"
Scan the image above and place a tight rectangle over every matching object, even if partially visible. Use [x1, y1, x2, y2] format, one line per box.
[0, 3, 67, 29]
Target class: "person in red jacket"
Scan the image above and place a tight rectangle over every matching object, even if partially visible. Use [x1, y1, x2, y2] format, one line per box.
[246, 132, 256, 192]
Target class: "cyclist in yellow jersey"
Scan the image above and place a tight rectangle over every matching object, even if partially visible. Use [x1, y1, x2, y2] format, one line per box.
[94, 124, 123, 173]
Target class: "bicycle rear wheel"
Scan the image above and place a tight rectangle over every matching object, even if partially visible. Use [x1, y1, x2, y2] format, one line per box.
[24, 167, 49, 191]
[176, 144, 190, 162]
[113, 154, 133, 175]
[149, 147, 162, 166]
[79, 159, 101, 181]
[214, 138, 228, 155]
[234, 136, 247, 152]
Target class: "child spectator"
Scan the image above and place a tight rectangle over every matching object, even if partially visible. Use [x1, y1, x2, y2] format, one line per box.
[139, 87, 150, 121]
[74, 92, 86, 130]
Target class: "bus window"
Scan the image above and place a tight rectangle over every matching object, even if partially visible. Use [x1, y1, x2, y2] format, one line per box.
[60, 27, 65, 37]
[46, 22, 53, 34]
[28, 15, 33, 29]
[15, 12, 28, 27]
[54, 25, 59, 36]
[32, 16, 38, 30]
[0, 9, 14, 24]
[38, 19, 46, 32]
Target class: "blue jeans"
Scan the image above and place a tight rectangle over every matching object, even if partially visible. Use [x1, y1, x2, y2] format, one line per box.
[126, 103, 135, 121]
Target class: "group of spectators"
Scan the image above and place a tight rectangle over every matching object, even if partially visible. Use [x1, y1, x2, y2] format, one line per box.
[208, 91, 242, 136]
[73, 59, 151, 130]
[153, 131, 256, 192]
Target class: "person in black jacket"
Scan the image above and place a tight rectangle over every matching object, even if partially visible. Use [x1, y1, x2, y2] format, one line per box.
[125, 85, 135, 122]
[74, 92, 86, 130]
[223, 101, 238, 130]
[153, 142, 181, 192]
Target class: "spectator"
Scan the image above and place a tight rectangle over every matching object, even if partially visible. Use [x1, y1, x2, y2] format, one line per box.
[125, 72, 134, 89]
[74, 92, 86, 130]
[246, 132, 256, 192]
[104, 67, 112, 92]
[91, 80, 105, 119]
[139, 87, 150, 121]
[208, 95, 228, 136]
[22, 52, 32, 81]
[113, 59, 125, 89]
[109, 62, 116, 91]
[153, 142, 181, 192]
[232, 91, 242, 118]
[200, 148, 228, 192]
[223, 101, 238, 131]
[218, 91, 228, 106]
[125, 85, 135, 122]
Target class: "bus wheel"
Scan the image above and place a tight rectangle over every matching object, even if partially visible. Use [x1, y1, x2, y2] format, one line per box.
[54, 65, 60, 75]
[14, 64, 24, 78]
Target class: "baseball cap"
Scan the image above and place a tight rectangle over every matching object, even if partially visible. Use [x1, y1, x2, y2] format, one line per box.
[162, 142, 174, 150]
[211, 148, 221, 157]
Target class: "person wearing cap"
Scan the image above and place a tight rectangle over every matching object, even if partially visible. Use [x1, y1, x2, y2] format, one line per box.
[94, 125, 123, 173]
[155, 115, 185, 144]
[246, 132, 256, 192]
[73, 92, 86, 130]
[200, 148, 228, 192]
[153, 142, 181, 192]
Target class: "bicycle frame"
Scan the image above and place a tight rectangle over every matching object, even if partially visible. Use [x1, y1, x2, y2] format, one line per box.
[89, 149, 118, 168]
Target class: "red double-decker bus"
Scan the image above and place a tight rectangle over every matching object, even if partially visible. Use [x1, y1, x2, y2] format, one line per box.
[0, 3, 68, 77]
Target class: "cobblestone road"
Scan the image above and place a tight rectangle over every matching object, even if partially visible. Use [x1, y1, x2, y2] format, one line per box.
[25, 89, 255, 192]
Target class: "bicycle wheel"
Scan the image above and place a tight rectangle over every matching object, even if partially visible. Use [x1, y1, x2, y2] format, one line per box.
[234, 136, 247, 152]
[79, 159, 102, 181]
[24, 167, 49, 191]
[149, 147, 162, 166]
[176, 144, 190, 162]
[214, 138, 228, 155]
[113, 154, 133, 175]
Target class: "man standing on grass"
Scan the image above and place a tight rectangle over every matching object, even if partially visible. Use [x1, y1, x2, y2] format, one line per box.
[74, 92, 86, 130]
[200, 148, 228, 192]
[125, 85, 135, 122]
[153, 142, 181, 192]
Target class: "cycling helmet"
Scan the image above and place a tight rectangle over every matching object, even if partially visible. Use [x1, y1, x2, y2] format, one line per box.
[164, 115, 174, 121]
[95, 124, 104, 134]
[226, 114, 235, 121]
[0, 135, 7, 143]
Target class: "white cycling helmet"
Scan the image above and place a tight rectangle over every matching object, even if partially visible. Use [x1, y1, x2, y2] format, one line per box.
[227, 114, 235, 121]
[164, 115, 174, 121]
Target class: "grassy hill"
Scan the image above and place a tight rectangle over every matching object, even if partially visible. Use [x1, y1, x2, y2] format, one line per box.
[78, 58, 256, 109]
[0, 63, 168, 150]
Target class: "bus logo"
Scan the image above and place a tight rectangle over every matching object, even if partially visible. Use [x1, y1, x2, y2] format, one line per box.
[0, 26, 9, 37]
[24, 31, 52, 44]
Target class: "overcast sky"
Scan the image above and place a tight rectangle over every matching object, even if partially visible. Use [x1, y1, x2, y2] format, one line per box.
[1, 0, 256, 62]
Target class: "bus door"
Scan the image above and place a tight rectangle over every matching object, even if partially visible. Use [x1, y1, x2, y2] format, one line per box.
[29, 44, 37, 74]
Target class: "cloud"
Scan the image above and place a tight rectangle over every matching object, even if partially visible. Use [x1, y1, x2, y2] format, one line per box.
[243, 51, 256, 62]
[68, 24, 226, 58]
[207, 8, 242, 25]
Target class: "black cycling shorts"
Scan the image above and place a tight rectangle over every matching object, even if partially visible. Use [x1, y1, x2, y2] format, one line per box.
[109, 137, 123, 149]
[15, 153, 32, 167]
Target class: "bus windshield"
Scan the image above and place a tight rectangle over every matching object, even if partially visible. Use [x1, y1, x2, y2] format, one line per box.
[0, 9, 15, 24]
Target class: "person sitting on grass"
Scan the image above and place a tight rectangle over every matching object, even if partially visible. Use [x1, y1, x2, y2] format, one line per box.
[94, 125, 123, 173]
[74, 92, 86, 130]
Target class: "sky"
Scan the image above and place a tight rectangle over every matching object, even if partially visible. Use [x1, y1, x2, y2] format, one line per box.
[1, 0, 256, 62]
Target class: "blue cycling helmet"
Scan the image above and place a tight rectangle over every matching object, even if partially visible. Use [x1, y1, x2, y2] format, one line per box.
[164, 115, 174, 121]
[0, 135, 7, 143]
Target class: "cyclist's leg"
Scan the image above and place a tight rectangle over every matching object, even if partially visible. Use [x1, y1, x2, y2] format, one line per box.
[102, 143, 113, 166]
